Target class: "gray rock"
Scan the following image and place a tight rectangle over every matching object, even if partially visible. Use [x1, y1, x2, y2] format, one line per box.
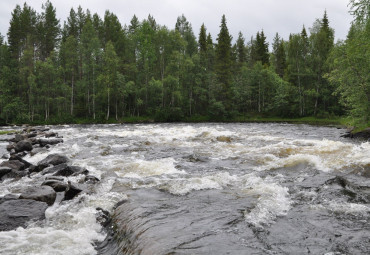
[15, 134, 26, 142]
[1, 169, 29, 181]
[6, 144, 14, 152]
[38, 138, 63, 147]
[0, 167, 12, 178]
[42, 180, 68, 192]
[0, 160, 25, 171]
[19, 186, 56, 206]
[84, 175, 100, 184]
[0, 194, 19, 204]
[64, 182, 84, 201]
[0, 199, 48, 231]
[55, 165, 86, 177]
[41, 163, 69, 175]
[14, 140, 33, 153]
[37, 154, 69, 171]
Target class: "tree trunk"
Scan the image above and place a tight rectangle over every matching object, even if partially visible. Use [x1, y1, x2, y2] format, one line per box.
[106, 87, 110, 120]
[71, 74, 74, 116]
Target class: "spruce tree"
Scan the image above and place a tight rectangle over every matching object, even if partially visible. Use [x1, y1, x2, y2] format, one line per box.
[215, 15, 233, 112]
[198, 24, 207, 53]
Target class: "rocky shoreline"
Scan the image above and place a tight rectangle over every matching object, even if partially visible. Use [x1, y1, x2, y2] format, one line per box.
[341, 127, 370, 140]
[0, 127, 110, 239]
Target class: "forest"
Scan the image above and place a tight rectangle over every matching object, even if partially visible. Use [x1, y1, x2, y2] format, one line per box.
[0, 0, 368, 125]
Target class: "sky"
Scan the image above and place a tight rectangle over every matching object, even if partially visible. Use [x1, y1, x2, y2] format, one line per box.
[0, 0, 354, 45]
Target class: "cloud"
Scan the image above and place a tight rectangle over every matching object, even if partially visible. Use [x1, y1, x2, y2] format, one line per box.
[0, 0, 352, 44]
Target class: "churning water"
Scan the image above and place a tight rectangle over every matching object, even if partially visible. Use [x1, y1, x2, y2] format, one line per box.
[0, 123, 369, 254]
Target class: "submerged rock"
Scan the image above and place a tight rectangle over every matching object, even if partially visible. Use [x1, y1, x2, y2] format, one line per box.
[19, 186, 57, 206]
[0, 199, 48, 231]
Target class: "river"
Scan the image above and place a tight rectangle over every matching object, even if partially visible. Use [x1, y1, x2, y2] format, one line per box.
[0, 123, 369, 254]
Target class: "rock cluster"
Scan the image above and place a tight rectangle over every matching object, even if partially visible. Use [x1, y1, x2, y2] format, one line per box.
[0, 126, 101, 232]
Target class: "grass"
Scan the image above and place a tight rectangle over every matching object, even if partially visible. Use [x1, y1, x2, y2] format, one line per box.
[0, 130, 15, 135]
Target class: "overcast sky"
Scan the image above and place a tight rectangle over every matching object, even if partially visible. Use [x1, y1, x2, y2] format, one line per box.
[0, 0, 354, 45]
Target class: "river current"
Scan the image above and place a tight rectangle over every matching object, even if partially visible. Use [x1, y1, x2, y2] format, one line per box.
[0, 123, 369, 254]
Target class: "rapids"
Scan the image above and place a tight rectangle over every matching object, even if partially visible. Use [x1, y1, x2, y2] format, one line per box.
[0, 123, 369, 254]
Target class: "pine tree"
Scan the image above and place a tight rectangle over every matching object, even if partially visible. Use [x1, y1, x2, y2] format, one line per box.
[38, 0, 60, 60]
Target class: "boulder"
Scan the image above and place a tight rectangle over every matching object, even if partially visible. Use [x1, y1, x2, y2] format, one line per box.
[45, 132, 58, 138]
[0, 199, 48, 231]
[38, 138, 63, 147]
[84, 175, 100, 184]
[37, 154, 69, 171]
[9, 155, 33, 168]
[0, 194, 19, 204]
[14, 140, 33, 153]
[15, 134, 26, 142]
[6, 144, 14, 152]
[64, 182, 84, 201]
[0, 160, 25, 171]
[0, 167, 12, 178]
[41, 163, 69, 175]
[19, 186, 56, 206]
[54, 165, 81, 177]
[26, 132, 38, 138]
[42, 179, 68, 192]
[216, 136, 232, 143]
[1, 169, 29, 181]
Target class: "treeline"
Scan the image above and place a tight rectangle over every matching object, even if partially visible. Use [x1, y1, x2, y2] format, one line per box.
[0, 0, 368, 124]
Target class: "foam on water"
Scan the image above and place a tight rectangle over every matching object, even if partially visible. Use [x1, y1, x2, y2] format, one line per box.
[242, 174, 292, 226]
[117, 157, 185, 178]
[163, 172, 239, 195]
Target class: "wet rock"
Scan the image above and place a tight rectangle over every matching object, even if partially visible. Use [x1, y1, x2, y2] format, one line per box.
[1, 154, 9, 159]
[26, 132, 38, 138]
[183, 154, 209, 163]
[6, 144, 14, 152]
[54, 165, 86, 177]
[14, 140, 33, 153]
[42, 179, 68, 192]
[1, 169, 29, 181]
[64, 182, 84, 201]
[45, 132, 57, 138]
[19, 186, 56, 206]
[9, 155, 33, 168]
[0, 167, 12, 178]
[0, 199, 48, 231]
[0, 160, 25, 171]
[0, 194, 19, 204]
[41, 163, 69, 175]
[37, 154, 69, 171]
[216, 136, 232, 143]
[83, 175, 100, 184]
[15, 134, 26, 142]
[38, 138, 63, 147]
[96, 207, 111, 227]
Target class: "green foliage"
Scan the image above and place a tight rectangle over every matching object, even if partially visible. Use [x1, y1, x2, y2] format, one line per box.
[0, 3, 366, 127]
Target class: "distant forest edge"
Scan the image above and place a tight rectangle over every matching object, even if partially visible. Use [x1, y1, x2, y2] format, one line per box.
[0, 0, 368, 126]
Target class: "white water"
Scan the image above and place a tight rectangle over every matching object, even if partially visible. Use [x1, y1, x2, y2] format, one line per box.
[0, 123, 369, 254]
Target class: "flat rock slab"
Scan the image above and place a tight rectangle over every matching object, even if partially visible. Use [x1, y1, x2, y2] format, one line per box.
[19, 186, 56, 206]
[0, 199, 48, 231]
